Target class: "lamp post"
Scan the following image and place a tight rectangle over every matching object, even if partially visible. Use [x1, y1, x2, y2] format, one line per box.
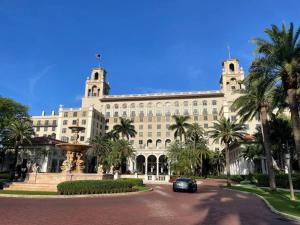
[285, 143, 295, 201]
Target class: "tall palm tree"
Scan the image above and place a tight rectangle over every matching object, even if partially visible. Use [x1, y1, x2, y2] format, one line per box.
[253, 22, 300, 169]
[231, 61, 277, 190]
[209, 118, 247, 186]
[89, 135, 111, 171]
[186, 123, 208, 175]
[169, 115, 191, 142]
[8, 119, 34, 177]
[113, 117, 137, 140]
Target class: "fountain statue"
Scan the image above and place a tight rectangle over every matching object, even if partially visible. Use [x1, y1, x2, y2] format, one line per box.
[56, 119, 90, 173]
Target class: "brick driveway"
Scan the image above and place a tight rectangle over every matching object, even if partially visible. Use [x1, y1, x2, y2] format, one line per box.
[0, 179, 298, 225]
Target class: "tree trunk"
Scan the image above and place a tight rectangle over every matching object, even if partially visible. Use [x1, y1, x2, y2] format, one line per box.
[11, 145, 19, 179]
[260, 106, 276, 191]
[225, 142, 231, 186]
[287, 88, 300, 170]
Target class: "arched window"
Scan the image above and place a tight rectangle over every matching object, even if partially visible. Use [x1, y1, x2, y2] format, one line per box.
[147, 139, 153, 147]
[147, 102, 152, 108]
[174, 101, 179, 107]
[94, 72, 99, 80]
[193, 101, 197, 106]
[202, 100, 207, 106]
[92, 85, 97, 96]
[229, 63, 235, 72]
[130, 103, 135, 108]
[106, 104, 110, 109]
[114, 104, 119, 109]
[122, 103, 127, 109]
[165, 139, 171, 147]
[156, 102, 162, 108]
[156, 139, 162, 149]
[139, 103, 144, 108]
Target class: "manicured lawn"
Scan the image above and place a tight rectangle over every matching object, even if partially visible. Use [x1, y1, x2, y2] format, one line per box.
[0, 190, 58, 195]
[226, 185, 300, 218]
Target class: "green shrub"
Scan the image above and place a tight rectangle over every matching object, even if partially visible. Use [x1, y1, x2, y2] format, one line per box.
[0, 172, 10, 180]
[257, 173, 300, 189]
[119, 178, 143, 187]
[240, 180, 251, 185]
[57, 179, 140, 195]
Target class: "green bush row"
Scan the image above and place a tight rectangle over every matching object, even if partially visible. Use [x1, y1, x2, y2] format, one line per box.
[57, 179, 143, 195]
[119, 178, 143, 187]
[257, 174, 300, 189]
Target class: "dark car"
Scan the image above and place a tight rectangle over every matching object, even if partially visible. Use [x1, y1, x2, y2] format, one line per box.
[173, 178, 197, 192]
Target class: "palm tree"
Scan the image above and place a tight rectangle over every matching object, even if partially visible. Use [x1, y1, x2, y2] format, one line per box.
[169, 115, 191, 142]
[231, 62, 277, 190]
[186, 123, 208, 175]
[113, 117, 137, 140]
[89, 135, 111, 171]
[8, 118, 34, 177]
[253, 22, 300, 169]
[209, 118, 247, 186]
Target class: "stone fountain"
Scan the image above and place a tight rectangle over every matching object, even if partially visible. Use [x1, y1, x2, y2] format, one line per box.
[56, 120, 89, 173]
[9, 120, 113, 192]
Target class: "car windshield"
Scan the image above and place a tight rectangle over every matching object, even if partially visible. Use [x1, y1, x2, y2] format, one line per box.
[176, 178, 191, 182]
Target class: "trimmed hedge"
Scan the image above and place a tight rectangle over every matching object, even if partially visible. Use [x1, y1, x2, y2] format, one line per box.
[119, 178, 143, 187]
[257, 174, 300, 189]
[57, 179, 143, 195]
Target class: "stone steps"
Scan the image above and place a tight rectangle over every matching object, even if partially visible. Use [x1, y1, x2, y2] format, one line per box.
[4, 183, 58, 192]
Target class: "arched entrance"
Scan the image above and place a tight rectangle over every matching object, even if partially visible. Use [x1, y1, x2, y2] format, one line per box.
[136, 155, 145, 174]
[159, 155, 168, 175]
[147, 155, 157, 175]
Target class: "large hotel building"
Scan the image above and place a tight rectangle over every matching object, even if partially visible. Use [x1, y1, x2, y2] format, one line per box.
[31, 58, 261, 179]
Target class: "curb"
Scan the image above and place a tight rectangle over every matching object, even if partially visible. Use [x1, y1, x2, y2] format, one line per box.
[0, 188, 153, 199]
[223, 187, 300, 223]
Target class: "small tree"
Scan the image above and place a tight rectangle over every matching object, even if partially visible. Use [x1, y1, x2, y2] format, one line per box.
[209, 118, 247, 186]
[113, 118, 137, 140]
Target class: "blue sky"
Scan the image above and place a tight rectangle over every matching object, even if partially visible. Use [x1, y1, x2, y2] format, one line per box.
[0, 0, 299, 115]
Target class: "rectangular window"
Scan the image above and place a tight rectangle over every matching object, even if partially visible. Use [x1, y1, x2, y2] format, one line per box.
[73, 112, 77, 117]
[148, 132, 152, 137]
[72, 120, 77, 125]
[157, 116, 161, 122]
[213, 115, 218, 120]
[212, 100, 217, 105]
[64, 112, 68, 117]
[44, 127, 48, 131]
[82, 120, 86, 125]
[114, 112, 119, 117]
[148, 124, 152, 129]
[148, 117, 152, 122]
[37, 120, 41, 125]
[80, 136, 85, 141]
[139, 132, 143, 137]
[114, 118, 118, 123]
[36, 127, 40, 131]
[166, 132, 170, 137]
[52, 127, 56, 131]
[62, 128, 66, 133]
[139, 125, 143, 129]
[204, 123, 208, 128]
[106, 112, 110, 117]
[139, 140, 143, 145]
[203, 109, 208, 115]
[52, 120, 57, 126]
[45, 120, 49, 126]
[194, 116, 198, 121]
[184, 109, 189, 115]
[157, 132, 161, 137]
[63, 120, 68, 125]
[139, 116, 143, 122]
[157, 124, 161, 129]
[183, 101, 188, 106]
[82, 111, 87, 117]
[166, 124, 170, 129]
[212, 108, 218, 114]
